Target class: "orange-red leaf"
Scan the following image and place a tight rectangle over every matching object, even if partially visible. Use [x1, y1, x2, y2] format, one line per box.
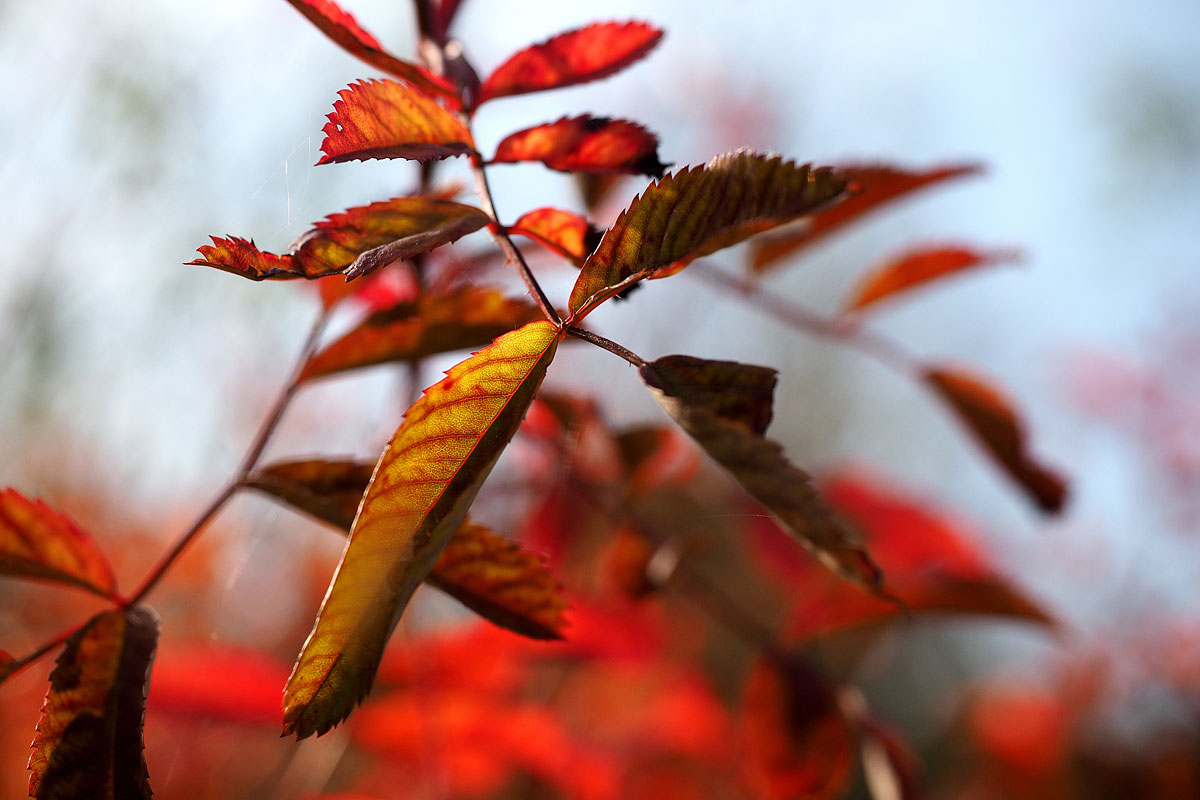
[640, 356, 883, 593]
[748, 471, 1054, 641]
[28, 606, 160, 800]
[284, 0, 456, 101]
[569, 152, 847, 321]
[189, 196, 489, 281]
[300, 286, 542, 380]
[493, 116, 666, 176]
[0, 649, 14, 685]
[510, 207, 602, 267]
[749, 164, 982, 273]
[147, 642, 291, 726]
[0, 488, 117, 598]
[427, 520, 567, 640]
[283, 321, 562, 738]
[842, 245, 1017, 313]
[317, 79, 474, 165]
[478, 21, 663, 103]
[926, 367, 1068, 513]
[738, 656, 854, 800]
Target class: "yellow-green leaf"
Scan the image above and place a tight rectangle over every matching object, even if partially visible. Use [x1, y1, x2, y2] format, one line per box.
[0, 488, 117, 598]
[283, 320, 562, 738]
[299, 286, 542, 381]
[567, 152, 846, 321]
[246, 460, 568, 640]
[640, 356, 884, 592]
[28, 606, 160, 800]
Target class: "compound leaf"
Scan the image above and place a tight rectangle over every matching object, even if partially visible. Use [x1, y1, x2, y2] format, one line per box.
[926, 367, 1067, 513]
[479, 21, 663, 103]
[509, 207, 602, 266]
[284, 0, 456, 100]
[318, 79, 474, 165]
[0, 489, 117, 599]
[189, 196, 489, 281]
[300, 286, 542, 380]
[282, 320, 562, 738]
[640, 356, 883, 592]
[28, 606, 160, 800]
[492, 116, 666, 176]
[843, 245, 1017, 313]
[749, 163, 982, 273]
[569, 152, 846, 321]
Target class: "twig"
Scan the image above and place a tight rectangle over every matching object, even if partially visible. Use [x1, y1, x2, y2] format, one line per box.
[565, 325, 646, 367]
[0, 622, 83, 684]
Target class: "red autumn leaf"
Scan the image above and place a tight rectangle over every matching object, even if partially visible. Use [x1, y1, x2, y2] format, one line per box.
[427, 520, 568, 640]
[147, 642, 291, 726]
[749, 164, 982, 273]
[925, 367, 1068, 513]
[493, 116, 666, 177]
[0, 488, 117, 598]
[189, 196, 489, 281]
[317, 79, 474, 165]
[570, 152, 847, 320]
[479, 21, 664, 103]
[738, 656, 855, 800]
[744, 470, 1053, 641]
[300, 286, 543, 381]
[842, 245, 1019, 313]
[0, 650, 14, 685]
[283, 0, 456, 101]
[28, 606, 160, 800]
[510, 207, 603, 267]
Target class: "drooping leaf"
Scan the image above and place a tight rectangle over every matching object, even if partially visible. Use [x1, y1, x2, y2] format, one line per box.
[299, 286, 543, 380]
[744, 470, 1054, 641]
[478, 21, 664, 103]
[426, 520, 567, 640]
[189, 196, 490, 281]
[492, 116, 666, 177]
[568, 152, 847, 321]
[0, 488, 117, 598]
[749, 164, 983, 273]
[28, 606, 160, 800]
[925, 367, 1067, 513]
[317, 79, 474, 165]
[509, 207, 603, 267]
[738, 655, 855, 800]
[283, 320, 562, 738]
[283, 0, 456, 101]
[639, 356, 883, 592]
[246, 460, 567, 640]
[842, 245, 1017, 313]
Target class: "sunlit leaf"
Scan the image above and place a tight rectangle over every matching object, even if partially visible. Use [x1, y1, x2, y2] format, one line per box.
[0, 488, 117, 598]
[283, 320, 562, 738]
[745, 470, 1054, 641]
[925, 368, 1067, 513]
[317, 79, 474, 164]
[640, 356, 883, 592]
[479, 21, 664, 103]
[493, 116, 666, 176]
[739, 655, 854, 800]
[509, 207, 603, 267]
[427, 520, 567, 640]
[247, 460, 566, 639]
[749, 164, 982, 273]
[569, 152, 846, 321]
[189, 196, 490, 281]
[300, 286, 543, 380]
[842, 245, 1017, 313]
[28, 606, 160, 800]
[283, 0, 456, 100]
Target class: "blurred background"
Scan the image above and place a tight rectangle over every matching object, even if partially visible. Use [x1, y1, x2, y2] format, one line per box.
[2, 1, 1199, 798]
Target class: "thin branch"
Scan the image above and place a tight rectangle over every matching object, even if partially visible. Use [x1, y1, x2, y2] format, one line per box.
[0, 622, 84, 684]
[692, 262, 918, 375]
[565, 325, 646, 367]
